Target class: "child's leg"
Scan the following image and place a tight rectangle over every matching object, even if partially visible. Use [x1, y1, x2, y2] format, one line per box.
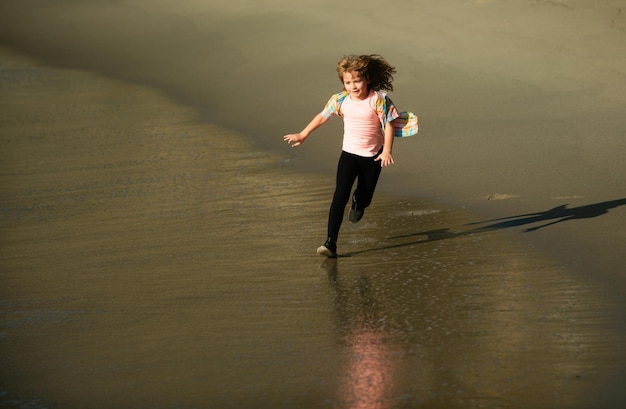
[328, 152, 359, 241]
[353, 155, 383, 210]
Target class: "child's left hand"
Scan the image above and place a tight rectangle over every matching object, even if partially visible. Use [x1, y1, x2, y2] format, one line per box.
[375, 151, 394, 167]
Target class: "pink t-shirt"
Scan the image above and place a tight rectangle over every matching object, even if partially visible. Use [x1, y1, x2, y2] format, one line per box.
[339, 91, 384, 157]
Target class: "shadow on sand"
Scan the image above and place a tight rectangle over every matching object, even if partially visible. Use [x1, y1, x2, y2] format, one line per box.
[344, 198, 626, 257]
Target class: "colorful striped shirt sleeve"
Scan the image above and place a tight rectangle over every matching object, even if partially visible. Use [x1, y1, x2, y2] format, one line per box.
[392, 111, 419, 138]
[377, 92, 419, 137]
[321, 91, 348, 118]
[375, 93, 400, 126]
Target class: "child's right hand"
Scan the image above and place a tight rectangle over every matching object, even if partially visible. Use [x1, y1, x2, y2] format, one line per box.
[283, 133, 307, 147]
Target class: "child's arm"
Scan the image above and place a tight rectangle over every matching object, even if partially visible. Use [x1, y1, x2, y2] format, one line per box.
[283, 112, 330, 147]
[375, 121, 395, 167]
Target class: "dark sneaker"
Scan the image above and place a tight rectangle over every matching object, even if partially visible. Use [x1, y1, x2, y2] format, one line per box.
[317, 238, 337, 258]
[349, 200, 364, 223]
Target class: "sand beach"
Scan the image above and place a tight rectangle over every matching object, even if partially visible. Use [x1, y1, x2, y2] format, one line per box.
[1, 1, 626, 408]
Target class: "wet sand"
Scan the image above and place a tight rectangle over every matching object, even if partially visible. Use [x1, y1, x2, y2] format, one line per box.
[2, 0, 626, 407]
[1, 0, 624, 291]
[2, 48, 626, 408]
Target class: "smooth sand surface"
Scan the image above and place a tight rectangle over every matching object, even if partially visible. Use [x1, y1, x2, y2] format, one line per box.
[1, 1, 626, 408]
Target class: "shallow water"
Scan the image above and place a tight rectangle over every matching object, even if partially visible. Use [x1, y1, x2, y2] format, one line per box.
[2, 50, 625, 408]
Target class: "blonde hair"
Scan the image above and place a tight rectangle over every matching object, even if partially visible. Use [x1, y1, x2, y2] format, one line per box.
[336, 54, 396, 92]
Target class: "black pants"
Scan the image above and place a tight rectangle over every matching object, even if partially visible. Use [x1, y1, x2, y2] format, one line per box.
[327, 150, 382, 242]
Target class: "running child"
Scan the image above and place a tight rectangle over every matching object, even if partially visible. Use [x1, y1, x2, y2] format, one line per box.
[283, 54, 418, 257]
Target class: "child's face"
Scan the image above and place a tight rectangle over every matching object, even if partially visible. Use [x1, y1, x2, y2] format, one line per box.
[342, 71, 369, 100]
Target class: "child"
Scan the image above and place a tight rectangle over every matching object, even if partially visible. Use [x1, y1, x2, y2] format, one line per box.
[283, 54, 418, 257]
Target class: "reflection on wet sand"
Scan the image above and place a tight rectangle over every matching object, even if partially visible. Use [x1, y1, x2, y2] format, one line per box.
[328, 261, 398, 409]
[341, 330, 395, 409]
